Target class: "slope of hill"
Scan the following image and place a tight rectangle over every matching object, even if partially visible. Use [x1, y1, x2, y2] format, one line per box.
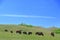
[0, 24, 60, 40]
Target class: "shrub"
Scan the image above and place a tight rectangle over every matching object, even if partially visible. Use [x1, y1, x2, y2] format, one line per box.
[53, 29, 60, 34]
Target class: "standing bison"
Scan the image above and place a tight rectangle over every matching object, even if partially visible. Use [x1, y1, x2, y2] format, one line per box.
[10, 31, 13, 33]
[51, 32, 55, 37]
[16, 30, 22, 34]
[4, 29, 8, 32]
[35, 32, 44, 36]
[28, 32, 32, 35]
[23, 31, 27, 35]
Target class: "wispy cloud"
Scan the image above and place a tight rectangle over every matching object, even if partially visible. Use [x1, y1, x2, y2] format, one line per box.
[0, 14, 56, 19]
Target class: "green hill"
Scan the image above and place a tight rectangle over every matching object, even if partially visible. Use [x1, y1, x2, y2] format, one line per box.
[0, 24, 60, 40]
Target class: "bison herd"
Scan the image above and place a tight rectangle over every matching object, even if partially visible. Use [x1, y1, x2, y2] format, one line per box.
[4, 29, 55, 37]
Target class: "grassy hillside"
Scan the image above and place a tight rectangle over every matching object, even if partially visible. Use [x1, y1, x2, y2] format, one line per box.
[0, 24, 60, 40]
[53, 28, 60, 34]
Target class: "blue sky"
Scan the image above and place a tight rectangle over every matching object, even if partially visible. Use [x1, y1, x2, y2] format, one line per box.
[0, 0, 60, 28]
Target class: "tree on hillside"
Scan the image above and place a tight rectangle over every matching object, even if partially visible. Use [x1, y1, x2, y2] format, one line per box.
[18, 23, 33, 27]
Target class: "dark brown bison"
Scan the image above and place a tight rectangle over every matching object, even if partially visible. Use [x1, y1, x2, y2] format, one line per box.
[16, 30, 22, 34]
[51, 32, 55, 37]
[23, 31, 27, 35]
[10, 31, 13, 33]
[4, 29, 8, 32]
[28, 32, 32, 35]
[35, 32, 44, 36]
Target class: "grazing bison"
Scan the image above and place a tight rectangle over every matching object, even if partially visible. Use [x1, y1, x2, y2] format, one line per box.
[23, 31, 27, 35]
[10, 31, 13, 33]
[51, 32, 55, 37]
[16, 30, 22, 34]
[35, 32, 44, 36]
[4, 29, 8, 32]
[28, 32, 32, 35]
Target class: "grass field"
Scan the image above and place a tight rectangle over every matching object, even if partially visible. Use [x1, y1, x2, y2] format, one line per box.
[0, 24, 60, 40]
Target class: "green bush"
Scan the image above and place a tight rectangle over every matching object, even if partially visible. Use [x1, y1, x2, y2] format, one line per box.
[53, 29, 60, 34]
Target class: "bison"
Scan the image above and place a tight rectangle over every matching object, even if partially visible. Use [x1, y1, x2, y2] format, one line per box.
[51, 32, 55, 37]
[35, 32, 44, 36]
[10, 31, 13, 33]
[16, 30, 22, 34]
[23, 31, 27, 35]
[28, 32, 32, 35]
[4, 29, 8, 32]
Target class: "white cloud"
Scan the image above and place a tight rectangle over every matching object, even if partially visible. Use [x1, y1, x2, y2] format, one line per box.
[0, 14, 56, 19]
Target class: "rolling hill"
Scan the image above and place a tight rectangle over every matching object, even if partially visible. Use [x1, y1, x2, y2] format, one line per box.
[0, 24, 60, 40]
